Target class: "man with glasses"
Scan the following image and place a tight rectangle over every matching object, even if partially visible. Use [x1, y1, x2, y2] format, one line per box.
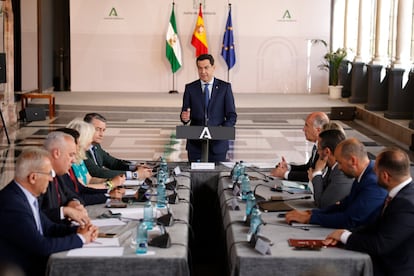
[39, 131, 90, 226]
[0, 147, 98, 276]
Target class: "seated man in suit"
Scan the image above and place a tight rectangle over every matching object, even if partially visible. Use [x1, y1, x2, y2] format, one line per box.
[83, 112, 153, 180]
[324, 147, 414, 276]
[56, 127, 125, 205]
[0, 147, 98, 276]
[39, 131, 90, 225]
[271, 111, 329, 182]
[285, 138, 387, 229]
[308, 129, 353, 208]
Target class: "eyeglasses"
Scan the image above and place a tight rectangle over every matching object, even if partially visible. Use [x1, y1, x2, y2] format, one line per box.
[34, 169, 56, 178]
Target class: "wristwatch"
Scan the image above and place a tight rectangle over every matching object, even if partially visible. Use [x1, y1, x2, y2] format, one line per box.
[105, 180, 113, 190]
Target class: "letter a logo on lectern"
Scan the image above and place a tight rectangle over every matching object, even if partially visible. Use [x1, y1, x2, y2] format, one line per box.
[199, 127, 212, 139]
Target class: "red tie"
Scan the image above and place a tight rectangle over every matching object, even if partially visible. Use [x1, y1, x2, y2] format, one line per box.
[53, 177, 61, 205]
[382, 196, 392, 215]
[68, 168, 79, 193]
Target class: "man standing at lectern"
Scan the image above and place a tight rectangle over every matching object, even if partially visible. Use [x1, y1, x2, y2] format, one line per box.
[180, 54, 237, 162]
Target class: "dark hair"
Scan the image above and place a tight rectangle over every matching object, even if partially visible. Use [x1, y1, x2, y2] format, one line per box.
[196, 54, 214, 66]
[54, 127, 80, 144]
[319, 129, 346, 153]
[83, 113, 107, 123]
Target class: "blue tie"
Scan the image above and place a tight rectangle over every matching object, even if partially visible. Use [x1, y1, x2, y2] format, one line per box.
[33, 199, 43, 235]
[204, 84, 209, 124]
[91, 146, 98, 165]
[204, 83, 209, 109]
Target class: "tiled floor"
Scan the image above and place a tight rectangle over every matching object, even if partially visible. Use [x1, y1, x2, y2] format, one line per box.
[0, 92, 406, 188]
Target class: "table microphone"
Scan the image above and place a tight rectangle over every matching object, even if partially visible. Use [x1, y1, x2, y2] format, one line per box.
[270, 195, 311, 202]
[246, 166, 274, 182]
[253, 183, 274, 202]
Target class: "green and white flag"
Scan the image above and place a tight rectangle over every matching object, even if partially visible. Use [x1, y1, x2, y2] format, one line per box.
[166, 6, 182, 73]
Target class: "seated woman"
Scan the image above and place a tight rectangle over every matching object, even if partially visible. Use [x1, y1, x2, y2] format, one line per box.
[66, 118, 126, 191]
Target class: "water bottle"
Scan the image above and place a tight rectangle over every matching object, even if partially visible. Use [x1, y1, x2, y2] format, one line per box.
[157, 178, 166, 208]
[249, 207, 262, 236]
[239, 161, 246, 180]
[231, 161, 240, 183]
[160, 157, 168, 174]
[143, 200, 153, 230]
[245, 192, 256, 217]
[241, 174, 251, 200]
[157, 169, 166, 186]
[136, 221, 148, 254]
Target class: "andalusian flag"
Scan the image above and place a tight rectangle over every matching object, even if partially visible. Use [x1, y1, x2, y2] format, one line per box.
[166, 4, 182, 73]
[191, 4, 208, 57]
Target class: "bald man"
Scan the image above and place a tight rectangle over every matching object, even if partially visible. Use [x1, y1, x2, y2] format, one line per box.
[271, 111, 330, 182]
[285, 138, 387, 229]
[324, 147, 414, 275]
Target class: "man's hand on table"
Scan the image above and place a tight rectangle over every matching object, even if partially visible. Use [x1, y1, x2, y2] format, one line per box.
[285, 209, 312, 224]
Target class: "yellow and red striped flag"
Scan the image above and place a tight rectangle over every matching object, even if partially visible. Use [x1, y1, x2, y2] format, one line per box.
[191, 4, 208, 57]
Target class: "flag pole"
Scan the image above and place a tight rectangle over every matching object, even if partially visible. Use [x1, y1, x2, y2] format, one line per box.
[169, 1, 178, 94]
[169, 73, 178, 94]
[226, 3, 232, 82]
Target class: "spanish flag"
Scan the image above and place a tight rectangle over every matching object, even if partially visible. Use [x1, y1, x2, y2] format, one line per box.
[191, 4, 208, 57]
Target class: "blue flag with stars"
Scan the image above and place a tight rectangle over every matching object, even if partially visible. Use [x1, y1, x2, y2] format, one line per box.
[221, 7, 236, 70]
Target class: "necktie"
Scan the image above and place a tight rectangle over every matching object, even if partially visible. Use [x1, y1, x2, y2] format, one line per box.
[382, 195, 392, 215]
[323, 166, 331, 189]
[91, 146, 98, 165]
[204, 83, 210, 110]
[33, 199, 43, 235]
[310, 144, 317, 164]
[204, 83, 209, 125]
[53, 177, 61, 205]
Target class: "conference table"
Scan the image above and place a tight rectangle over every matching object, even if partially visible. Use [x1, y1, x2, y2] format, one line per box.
[218, 172, 373, 276]
[46, 173, 191, 276]
[45, 164, 374, 276]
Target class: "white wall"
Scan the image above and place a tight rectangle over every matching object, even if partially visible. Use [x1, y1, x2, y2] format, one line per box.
[21, 0, 38, 92]
[70, 0, 330, 93]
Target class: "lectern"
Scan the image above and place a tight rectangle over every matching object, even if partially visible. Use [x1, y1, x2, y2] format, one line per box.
[176, 125, 235, 162]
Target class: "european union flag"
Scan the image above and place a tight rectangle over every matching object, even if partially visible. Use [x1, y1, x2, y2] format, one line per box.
[221, 7, 236, 70]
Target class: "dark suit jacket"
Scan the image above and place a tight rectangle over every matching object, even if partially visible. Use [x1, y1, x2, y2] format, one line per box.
[346, 182, 414, 276]
[287, 146, 318, 182]
[312, 164, 354, 208]
[181, 78, 237, 162]
[84, 144, 131, 179]
[310, 160, 387, 229]
[63, 170, 108, 206]
[38, 175, 84, 223]
[0, 181, 82, 276]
